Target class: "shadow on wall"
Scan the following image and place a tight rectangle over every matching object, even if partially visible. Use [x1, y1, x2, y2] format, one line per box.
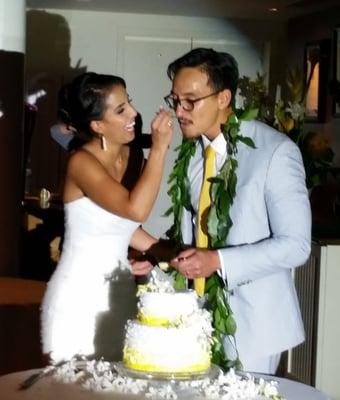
[25, 9, 87, 195]
[22, 10, 87, 281]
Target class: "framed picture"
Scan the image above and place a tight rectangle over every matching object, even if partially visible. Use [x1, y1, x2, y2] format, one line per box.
[304, 39, 331, 122]
[333, 27, 340, 116]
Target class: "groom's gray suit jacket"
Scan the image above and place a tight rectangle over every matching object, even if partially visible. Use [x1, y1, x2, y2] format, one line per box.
[181, 120, 311, 362]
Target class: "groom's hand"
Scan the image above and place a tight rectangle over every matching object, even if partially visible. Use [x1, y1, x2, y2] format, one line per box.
[170, 248, 220, 279]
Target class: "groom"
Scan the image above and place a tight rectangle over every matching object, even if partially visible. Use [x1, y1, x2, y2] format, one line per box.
[166, 48, 311, 374]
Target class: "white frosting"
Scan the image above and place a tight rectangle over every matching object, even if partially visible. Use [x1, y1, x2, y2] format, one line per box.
[125, 314, 211, 356]
[138, 290, 199, 322]
[123, 308, 213, 372]
[124, 289, 213, 373]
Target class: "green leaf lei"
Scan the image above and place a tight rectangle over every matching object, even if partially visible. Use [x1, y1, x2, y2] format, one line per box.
[165, 107, 257, 371]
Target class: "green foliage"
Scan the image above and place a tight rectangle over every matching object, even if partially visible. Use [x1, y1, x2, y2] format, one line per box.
[165, 108, 257, 371]
[286, 67, 305, 103]
[170, 269, 187, 290]
[207, 109, 256, 248]
[300, 131, 335, 189]
[206, 274, 240, 370]
[239, 68, 335, 190]
[238, 73, 272, 122]
[165, 140, 196, 248]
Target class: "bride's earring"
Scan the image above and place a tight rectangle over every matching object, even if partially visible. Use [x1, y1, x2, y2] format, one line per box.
[100, 134, 107, 151]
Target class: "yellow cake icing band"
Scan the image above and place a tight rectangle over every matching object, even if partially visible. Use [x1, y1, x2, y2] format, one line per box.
[123, 347, 210, 373]
[138, 312, 171, 327]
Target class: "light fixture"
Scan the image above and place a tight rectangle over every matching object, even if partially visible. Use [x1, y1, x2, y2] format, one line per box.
[26, 89, 47, 106]
[268, 7, 278, 12]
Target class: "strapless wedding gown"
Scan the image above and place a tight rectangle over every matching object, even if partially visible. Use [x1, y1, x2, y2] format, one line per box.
[41, 197, 140, 362]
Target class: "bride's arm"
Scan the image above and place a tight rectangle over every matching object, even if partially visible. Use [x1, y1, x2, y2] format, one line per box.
[129, 227, 177, 275]
[129, 227, 158, 252]
[129, 227, 177, 263]
[128, 227, 156, 276]
[66, 109, 173, 222]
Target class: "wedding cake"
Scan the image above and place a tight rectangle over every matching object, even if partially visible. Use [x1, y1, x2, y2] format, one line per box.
[122, 283, 213, 374]
[31, 269, 285, 399]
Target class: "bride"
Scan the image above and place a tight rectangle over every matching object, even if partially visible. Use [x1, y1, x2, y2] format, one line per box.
[41, 72, 173, 363]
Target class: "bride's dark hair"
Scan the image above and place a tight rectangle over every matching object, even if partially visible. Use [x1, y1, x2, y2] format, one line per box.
[58, 72, 126, 144]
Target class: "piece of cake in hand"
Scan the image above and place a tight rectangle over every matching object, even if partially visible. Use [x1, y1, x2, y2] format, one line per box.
[122, 271, 213, 374]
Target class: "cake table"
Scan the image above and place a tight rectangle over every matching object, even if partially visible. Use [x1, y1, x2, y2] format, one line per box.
[0, 367, 329, 400]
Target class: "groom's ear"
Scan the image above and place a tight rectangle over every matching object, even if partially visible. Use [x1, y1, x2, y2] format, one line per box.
[218, 89, 232, 110]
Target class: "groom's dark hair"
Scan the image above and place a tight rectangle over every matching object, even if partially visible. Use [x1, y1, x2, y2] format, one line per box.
[167, 47, 239, 103]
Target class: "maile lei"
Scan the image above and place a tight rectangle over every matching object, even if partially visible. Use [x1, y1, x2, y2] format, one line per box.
[165, 107, 258, 371]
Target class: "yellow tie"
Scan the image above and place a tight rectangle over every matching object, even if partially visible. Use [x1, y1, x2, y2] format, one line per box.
[195, 145, 215, 297]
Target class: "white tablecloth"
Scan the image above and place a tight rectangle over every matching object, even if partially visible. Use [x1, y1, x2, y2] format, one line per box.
[253, 373, 329, 400]
[0, 368, 329, 400]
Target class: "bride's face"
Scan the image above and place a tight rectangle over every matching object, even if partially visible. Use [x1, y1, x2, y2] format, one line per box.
[94, 85, 137, 144]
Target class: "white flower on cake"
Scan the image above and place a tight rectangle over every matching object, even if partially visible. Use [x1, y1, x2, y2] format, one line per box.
[137, 266, 175, 296]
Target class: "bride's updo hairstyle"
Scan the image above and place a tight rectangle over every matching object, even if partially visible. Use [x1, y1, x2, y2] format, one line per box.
[58, 72, 126, 145]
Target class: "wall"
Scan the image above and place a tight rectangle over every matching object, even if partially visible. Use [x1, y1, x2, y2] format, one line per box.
[0, 51, 24, 276]
[26, 8, 286, 237]
[0, 1, 26, 276]
[27, 9, 285, 77]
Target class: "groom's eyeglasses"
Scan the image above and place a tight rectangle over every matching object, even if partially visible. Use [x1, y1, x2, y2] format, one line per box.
[164, 91, 220, 112]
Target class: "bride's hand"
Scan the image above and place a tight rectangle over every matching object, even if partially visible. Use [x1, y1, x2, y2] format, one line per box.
[150, 107, 174, 151]
[130, 259, 153, 276]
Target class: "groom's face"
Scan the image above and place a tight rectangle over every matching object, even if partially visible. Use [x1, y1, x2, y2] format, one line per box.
[171, 67, 225, 140]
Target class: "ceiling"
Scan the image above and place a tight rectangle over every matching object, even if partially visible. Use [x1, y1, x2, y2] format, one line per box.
[26, 0, 340, 21]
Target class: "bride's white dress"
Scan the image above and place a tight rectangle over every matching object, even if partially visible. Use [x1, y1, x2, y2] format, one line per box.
[41, 197, 140, 362]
